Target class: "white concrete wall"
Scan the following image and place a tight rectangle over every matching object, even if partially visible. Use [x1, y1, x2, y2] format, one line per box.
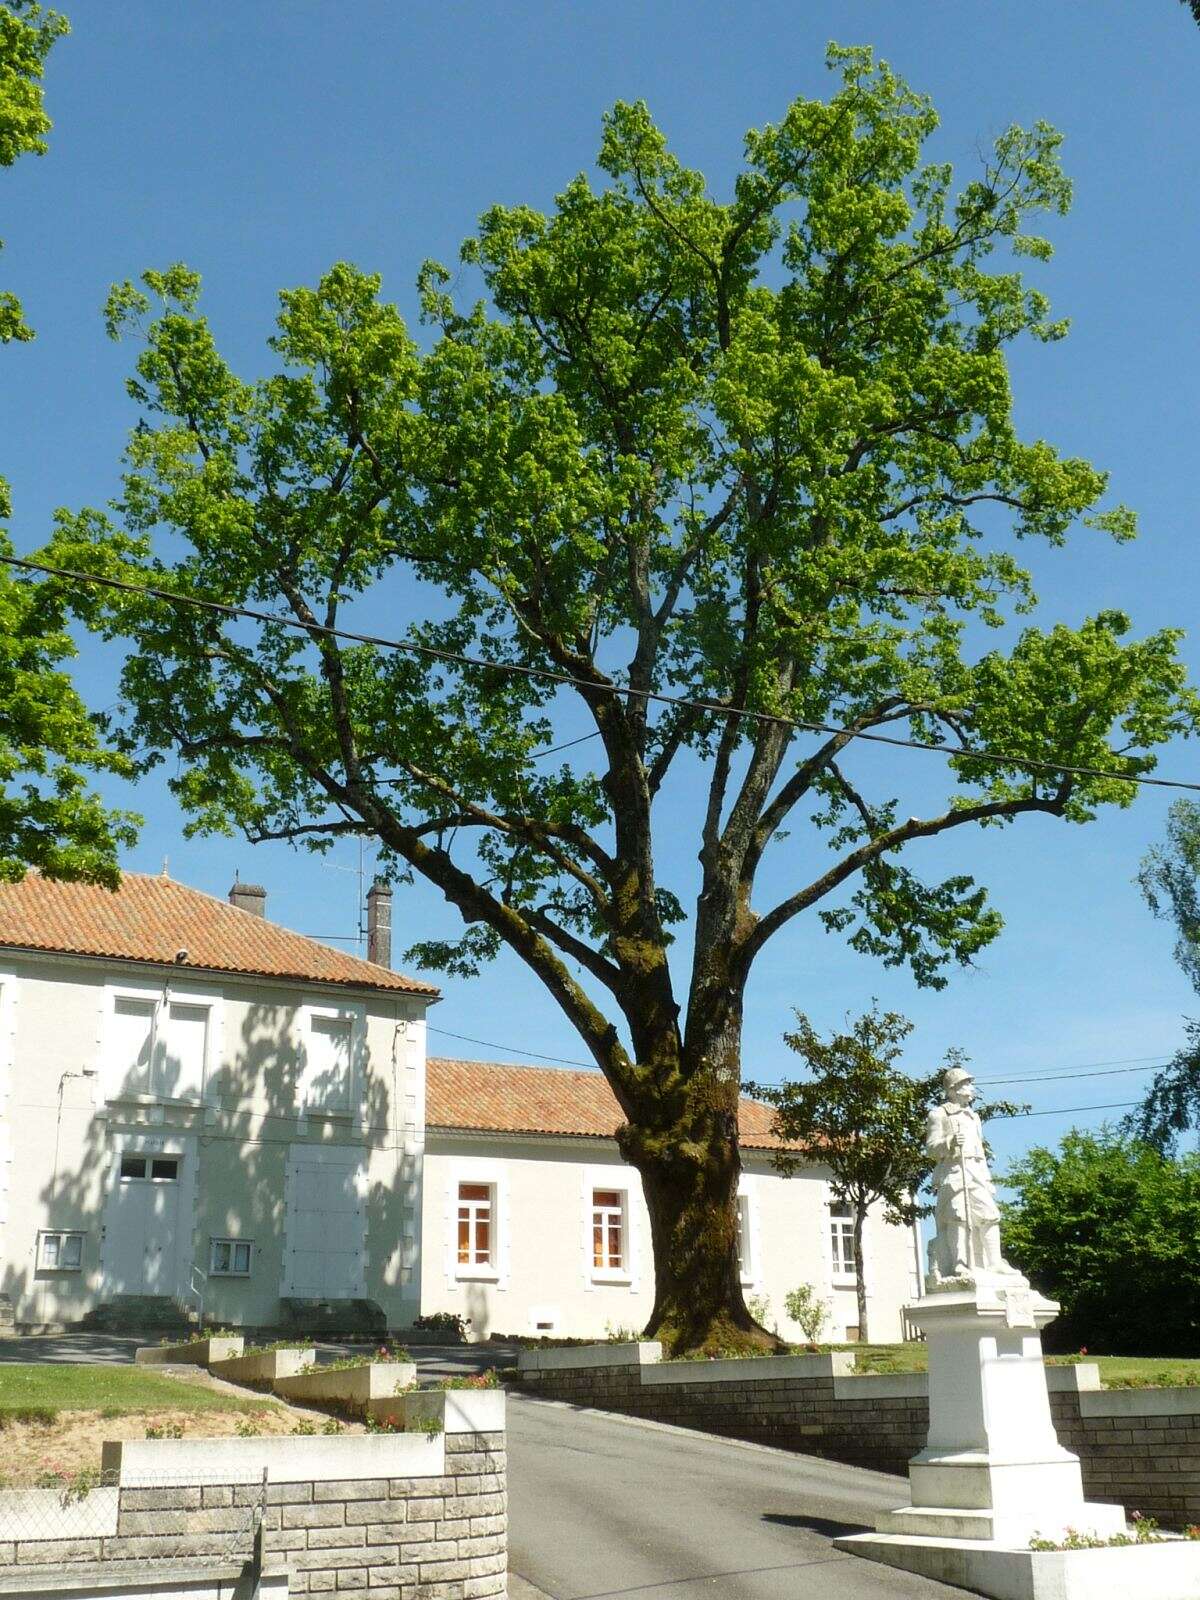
[421, 1133, 919, 1342]
[0, 952, 429, 1328]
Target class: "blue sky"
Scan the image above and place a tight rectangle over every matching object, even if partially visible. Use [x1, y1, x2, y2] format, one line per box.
[3, 1, 1199, 1173]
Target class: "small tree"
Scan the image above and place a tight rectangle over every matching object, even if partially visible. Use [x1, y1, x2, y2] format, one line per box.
[784, 1283, 829, 1343]
[748, 1006, 1019, 1341]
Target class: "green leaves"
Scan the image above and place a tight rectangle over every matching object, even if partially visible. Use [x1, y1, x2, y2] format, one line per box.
[43, 47, 1196, 1044]
[1002, 1131, 1200, 1355]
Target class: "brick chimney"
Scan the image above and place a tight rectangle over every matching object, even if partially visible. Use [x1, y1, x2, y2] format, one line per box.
[228, 880, 267, 918]
[366, 879, 392, 967]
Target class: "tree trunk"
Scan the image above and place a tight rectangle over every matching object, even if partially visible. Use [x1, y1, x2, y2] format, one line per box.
[617, 1065, 782, 1357]
[853, 1202, 870, 1345]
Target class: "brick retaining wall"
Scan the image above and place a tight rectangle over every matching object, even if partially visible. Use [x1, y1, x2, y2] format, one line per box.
[0, 1408, 508, 1600]
[516, 1343, 1200, 1528]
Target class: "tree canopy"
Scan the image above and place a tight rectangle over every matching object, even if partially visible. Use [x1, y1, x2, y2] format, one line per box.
[0, 2, 136, 884]
[1002, 1130, 1200, 1355]
[43, 45, 1198, 1349]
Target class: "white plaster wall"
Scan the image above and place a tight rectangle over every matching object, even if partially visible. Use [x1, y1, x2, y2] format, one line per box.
[420, 1134, 918, 1342]
[0, 952, 430, 1328]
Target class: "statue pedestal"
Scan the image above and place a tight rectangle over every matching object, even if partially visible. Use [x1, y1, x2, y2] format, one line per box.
[834, 1284, 1200, 1597]
[879, 1285, 1123, 1546]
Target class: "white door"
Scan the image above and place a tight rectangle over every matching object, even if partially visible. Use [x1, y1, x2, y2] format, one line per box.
[104, 1153, 182, 1294]
[284, 1148, 366, 1297]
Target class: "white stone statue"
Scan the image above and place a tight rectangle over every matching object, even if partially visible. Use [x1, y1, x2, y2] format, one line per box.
[925, 1065, 1026, 1290]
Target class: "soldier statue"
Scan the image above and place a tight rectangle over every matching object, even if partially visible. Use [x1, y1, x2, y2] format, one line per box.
[925, 1064, 1027, 1289]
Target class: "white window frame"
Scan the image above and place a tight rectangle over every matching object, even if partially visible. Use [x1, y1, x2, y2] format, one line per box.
[829, 1198, 858, 1280]
[590, 1186, 628, 1281]
[299, 999, 364, 1117]
[455, 1180, 497, 1277]
[209, 1237, 253, 1277]
[580, 1164, 638, 1292]
[736, 1192, 754, 1286]
[38, 1229, 85, 1272]
[99, 980, 222, 1105]
[444, 1160, 507, 1287]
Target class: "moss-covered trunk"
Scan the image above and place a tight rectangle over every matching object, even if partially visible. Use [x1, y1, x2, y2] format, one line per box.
[617, 1061, 781, 1357]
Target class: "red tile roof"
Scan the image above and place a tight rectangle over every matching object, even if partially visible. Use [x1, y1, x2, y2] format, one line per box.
[426, 1056, 799, 1150]
[0, 871, 438, 996]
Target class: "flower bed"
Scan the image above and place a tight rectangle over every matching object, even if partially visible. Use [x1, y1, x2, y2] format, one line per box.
[272, 1361, 416, 1415]
[134, 1335, 244, 1367]
[209, 1347, 315, 1386]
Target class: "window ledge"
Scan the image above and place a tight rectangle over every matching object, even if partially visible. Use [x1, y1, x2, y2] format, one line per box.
[590, 1271, 633, 1286]
[36, 1267, 82, 1275]
[455, 1267, 499, 1283]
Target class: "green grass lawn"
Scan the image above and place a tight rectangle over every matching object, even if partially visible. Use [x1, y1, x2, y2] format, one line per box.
[0, 1364, 279, 1421]
[826, 1344, 1200, 1387]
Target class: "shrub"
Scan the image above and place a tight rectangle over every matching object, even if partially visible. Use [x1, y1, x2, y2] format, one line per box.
[412, 1312, 469, 1341]
[783, 1284, 829, 1343]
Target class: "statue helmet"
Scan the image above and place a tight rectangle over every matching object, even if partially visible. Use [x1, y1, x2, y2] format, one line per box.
[943, 1065, 975, 1093]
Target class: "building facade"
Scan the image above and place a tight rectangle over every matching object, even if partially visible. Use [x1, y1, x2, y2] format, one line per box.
[0, 871, 921, 1340]
[422, 1058, 922, 1343]
[0, 872, 435, 1331]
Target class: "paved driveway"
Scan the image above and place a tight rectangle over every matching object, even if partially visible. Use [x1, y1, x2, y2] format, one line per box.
[506, 1394, 957, 1600]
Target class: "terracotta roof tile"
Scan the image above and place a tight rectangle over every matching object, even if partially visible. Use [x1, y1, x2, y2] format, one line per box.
[0, 871, 438, 996]
[426, 1056, 799, 1151]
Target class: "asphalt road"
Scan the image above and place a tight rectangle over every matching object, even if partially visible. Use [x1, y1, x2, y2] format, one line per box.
[506, 1394, 958, 1600]
[0, 1335, 960, 1598]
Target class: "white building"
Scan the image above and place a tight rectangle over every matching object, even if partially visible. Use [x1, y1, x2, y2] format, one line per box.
[421, 1057, 921, 1343]
[0, 870, 434, 1333]
[0, 870, 920, 1341]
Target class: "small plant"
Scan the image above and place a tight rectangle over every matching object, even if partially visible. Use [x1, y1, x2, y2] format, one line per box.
[437, 1370, 500, 1391]
[783, 1284, 829, 1343]
[291, 1420, 317, 1436]
[1184, 1525, 1200, 1540]
[364, 1415, 405, 1434]
[0, 1405, 57, 1428]
[1029, 1514, 1166, 1552]
[33, 1464, 99, 1503]
[412, 1311, 470, 1341]
[234, 1417, 265, 1438]
[745, 1294, 777, 1335]
[321, 1417, 344, 1435]
[603, 1322, 641, 1342]
[144, 1421, 184, 1440]
[300, 1345, 411, 1375]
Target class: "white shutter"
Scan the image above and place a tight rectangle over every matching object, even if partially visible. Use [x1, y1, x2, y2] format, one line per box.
[112, 998, 155, 1095]
[305, 1015, 351, 1110]
[162, 1003, 207, 1098]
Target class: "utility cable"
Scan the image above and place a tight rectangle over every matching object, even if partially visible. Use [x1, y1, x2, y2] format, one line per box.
[4, 551, 1199, 794]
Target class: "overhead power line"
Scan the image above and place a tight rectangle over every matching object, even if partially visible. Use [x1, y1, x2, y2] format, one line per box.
[4, 551, 1199, 794]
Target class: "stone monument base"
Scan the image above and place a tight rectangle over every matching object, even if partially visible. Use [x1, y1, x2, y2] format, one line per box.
[834, 1530, 1200, 1600]
[833, 1283, 1200, 1597]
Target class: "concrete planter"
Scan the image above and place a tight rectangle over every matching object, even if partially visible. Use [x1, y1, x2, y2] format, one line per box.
[0, 1487, 119, 1540]
[101, 1428, 442, 1486]
[209, 1347, 314, 1386]
[272, 1361, 416, 1414]
[134, 1336, 244, 1367]
[371, 1386, 507, 1432]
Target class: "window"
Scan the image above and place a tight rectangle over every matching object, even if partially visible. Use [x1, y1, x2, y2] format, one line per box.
[736, 1194, 754, 1283]
[120, 1155, 179, 1182]
[210, 1238, 252, 1276]
[38, 1230, 84, 1271]
[457, 1182, 493, 1269]
[108, 993, 210, 1100]
[830, 1201, 857, 1277]
[303, 1012, 353, 1111]
[592, 1189, 625, 1274]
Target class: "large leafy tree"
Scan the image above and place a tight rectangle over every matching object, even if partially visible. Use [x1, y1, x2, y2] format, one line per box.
[1128, 799, 1200, 1148]
[48, 47, 1197, 1351]
[1002, 1130, 1200, 1355]
[0, 1, 136, 884]
[747, 1007, 1020, 1340]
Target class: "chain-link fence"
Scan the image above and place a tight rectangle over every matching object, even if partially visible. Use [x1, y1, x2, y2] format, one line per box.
[0, 1467, 263, 1566]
